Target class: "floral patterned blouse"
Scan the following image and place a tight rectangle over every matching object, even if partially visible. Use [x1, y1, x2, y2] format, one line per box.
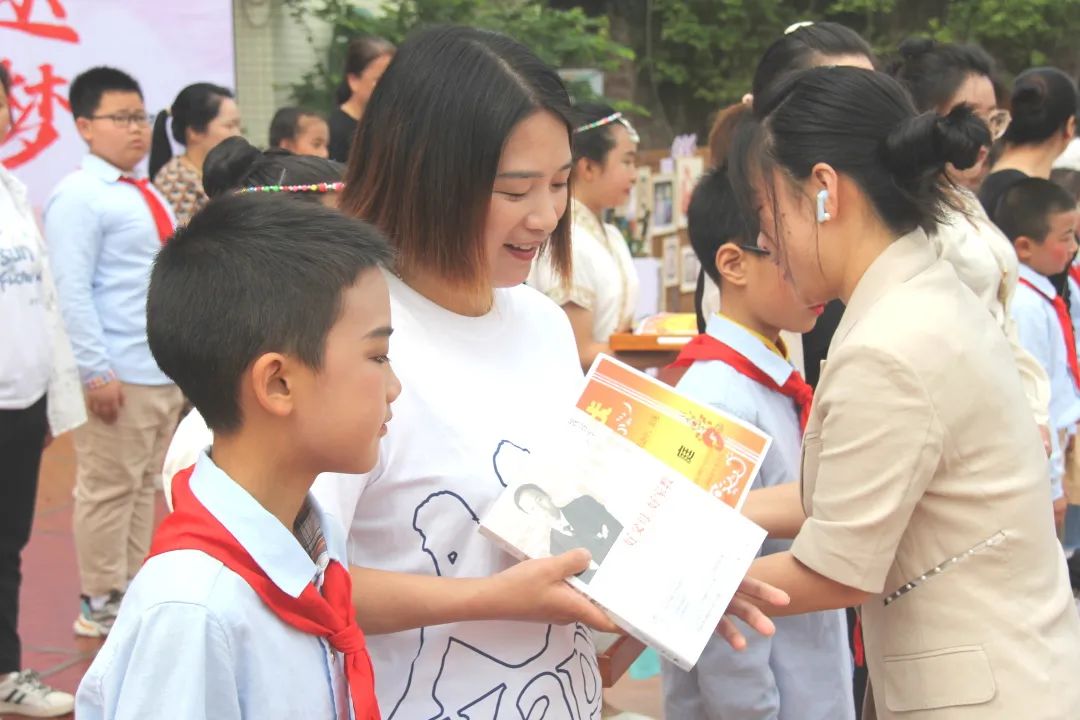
[153, 156, 207, 227]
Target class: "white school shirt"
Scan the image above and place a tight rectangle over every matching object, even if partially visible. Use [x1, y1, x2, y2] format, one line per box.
[311, 272, 602, 720]
[529, 199, 639, 342]
[659, 314, 853, 720]
[932, 189, 1051, 426]
[76, 452, 352, 720]
[1011, 265, 1080, 500]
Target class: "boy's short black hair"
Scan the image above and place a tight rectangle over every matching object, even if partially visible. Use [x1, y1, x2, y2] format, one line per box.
[69, 66, 142, 119]
[688, 167, 758, 332]
[0, 63, 10, 98]
[995, 177, 1077, 245]
[147, 193, 394, 432]
[688, 167, 757, 286]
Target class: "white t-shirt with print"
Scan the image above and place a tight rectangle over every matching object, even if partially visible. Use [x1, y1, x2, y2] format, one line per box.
[0, 175, 51, 409]
[312, 271, 602, 720]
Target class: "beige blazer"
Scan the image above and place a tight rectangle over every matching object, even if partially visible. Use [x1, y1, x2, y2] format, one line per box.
[790, 230, 1080, 719]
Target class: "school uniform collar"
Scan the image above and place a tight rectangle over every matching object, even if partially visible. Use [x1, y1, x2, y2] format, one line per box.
[705, 313, 796, 387]
[81, 153, 133, 184]
[1017, 262, 1058, 298]
[571, 198, 606, 243]
[831, 228, 936, 351]
[188, 451, 341, 598]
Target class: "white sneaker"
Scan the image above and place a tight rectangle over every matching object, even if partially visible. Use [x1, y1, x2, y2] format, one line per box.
[0, 670, 75, 717]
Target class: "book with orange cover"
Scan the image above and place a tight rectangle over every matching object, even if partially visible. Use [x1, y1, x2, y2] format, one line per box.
[634, 312, 698, 336]
[479, 355, 770, 670]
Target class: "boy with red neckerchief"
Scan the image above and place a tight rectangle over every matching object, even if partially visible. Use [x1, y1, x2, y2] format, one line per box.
[998, 177, 1080, 533]
[75, 193, 399, 720]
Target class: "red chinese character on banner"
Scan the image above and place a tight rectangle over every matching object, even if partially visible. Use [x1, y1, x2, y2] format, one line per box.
[0, 0, 78, 43]
[1, 59, 70, 169]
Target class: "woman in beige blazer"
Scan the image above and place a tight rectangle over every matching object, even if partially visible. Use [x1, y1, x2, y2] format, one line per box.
[736, 66, 1080, 719]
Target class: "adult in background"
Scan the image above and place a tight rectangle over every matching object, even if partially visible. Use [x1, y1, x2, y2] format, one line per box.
[328, 35, 394, 163]
[149, 83, 242, 225]
[0, 60, 85, 720]
[737, 65, 1080, 719]
[979, 67, 1077, 216]
[889, 37, 1052, 459]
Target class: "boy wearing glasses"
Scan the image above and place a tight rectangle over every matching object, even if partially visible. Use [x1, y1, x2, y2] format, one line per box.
[661, 169, 854, 720]
[44, 67, 183, 639]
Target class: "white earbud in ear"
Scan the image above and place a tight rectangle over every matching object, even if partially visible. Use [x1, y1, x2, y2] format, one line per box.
[816, 188, 831, 223]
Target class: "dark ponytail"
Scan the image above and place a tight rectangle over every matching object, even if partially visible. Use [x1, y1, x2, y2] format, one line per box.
[733, 66, 989, 238]
[203, 136, 344, 200]
[149, 82, 234, 179]
[149, 111, 172, 180]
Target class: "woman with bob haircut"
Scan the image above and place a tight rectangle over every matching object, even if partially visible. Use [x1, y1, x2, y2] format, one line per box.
[314, 24, 785, 718]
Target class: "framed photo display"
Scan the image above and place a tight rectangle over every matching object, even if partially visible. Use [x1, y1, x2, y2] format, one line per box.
[661, 235, 680, 288]
[650, 172, 677, 236]
[674, 156, 705, 230]
[679, 244, 701, 294]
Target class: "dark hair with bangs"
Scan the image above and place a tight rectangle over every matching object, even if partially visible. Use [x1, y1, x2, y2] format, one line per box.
[338, 25, 574, 292]
[147, 193, 392, 432]
[730, 66, 988, 256]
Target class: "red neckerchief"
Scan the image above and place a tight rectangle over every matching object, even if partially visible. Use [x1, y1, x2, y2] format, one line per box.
[149, 466, 379, 720]
[1018, 277, 1080, 390]
[670, 333, 813, 432]
[118, 176, 174, 244]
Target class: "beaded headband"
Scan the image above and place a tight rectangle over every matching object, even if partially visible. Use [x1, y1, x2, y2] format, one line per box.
[573, 111, 640, 144]
[236, 181, 344, 195]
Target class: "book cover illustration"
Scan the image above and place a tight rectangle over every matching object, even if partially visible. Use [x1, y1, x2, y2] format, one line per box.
[579, 355, 771, 510]
[479, 355, 770, 670]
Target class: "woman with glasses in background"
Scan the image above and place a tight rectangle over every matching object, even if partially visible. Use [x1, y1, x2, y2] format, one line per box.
[889, 38, 1052, 462]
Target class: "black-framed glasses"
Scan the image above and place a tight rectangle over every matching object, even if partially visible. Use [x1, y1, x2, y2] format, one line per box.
[89, 112, 155, 128]
[738, 243, 771, 256]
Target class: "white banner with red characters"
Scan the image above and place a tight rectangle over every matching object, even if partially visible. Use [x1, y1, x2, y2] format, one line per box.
[0, 0, 235, 211]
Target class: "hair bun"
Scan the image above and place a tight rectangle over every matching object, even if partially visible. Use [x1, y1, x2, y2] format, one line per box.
[882, 104, 988, 181]
[898, 36, 935, 60]
[1011, 77, 1051, 126]
[203, 136, 262, 199]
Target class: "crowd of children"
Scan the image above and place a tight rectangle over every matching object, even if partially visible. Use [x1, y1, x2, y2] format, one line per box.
[2, 14, 1080, 720]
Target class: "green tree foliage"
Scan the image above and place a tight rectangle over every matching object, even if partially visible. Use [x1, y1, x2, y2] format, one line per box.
[286, 0, 1080, 146]
[643, 0, 1080, 140]
[284, 0, 635, 111]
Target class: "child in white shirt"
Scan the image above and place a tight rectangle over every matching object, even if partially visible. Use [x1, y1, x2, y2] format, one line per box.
[1000, 177, 1080, 530]
[76, 194, 399, 719]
